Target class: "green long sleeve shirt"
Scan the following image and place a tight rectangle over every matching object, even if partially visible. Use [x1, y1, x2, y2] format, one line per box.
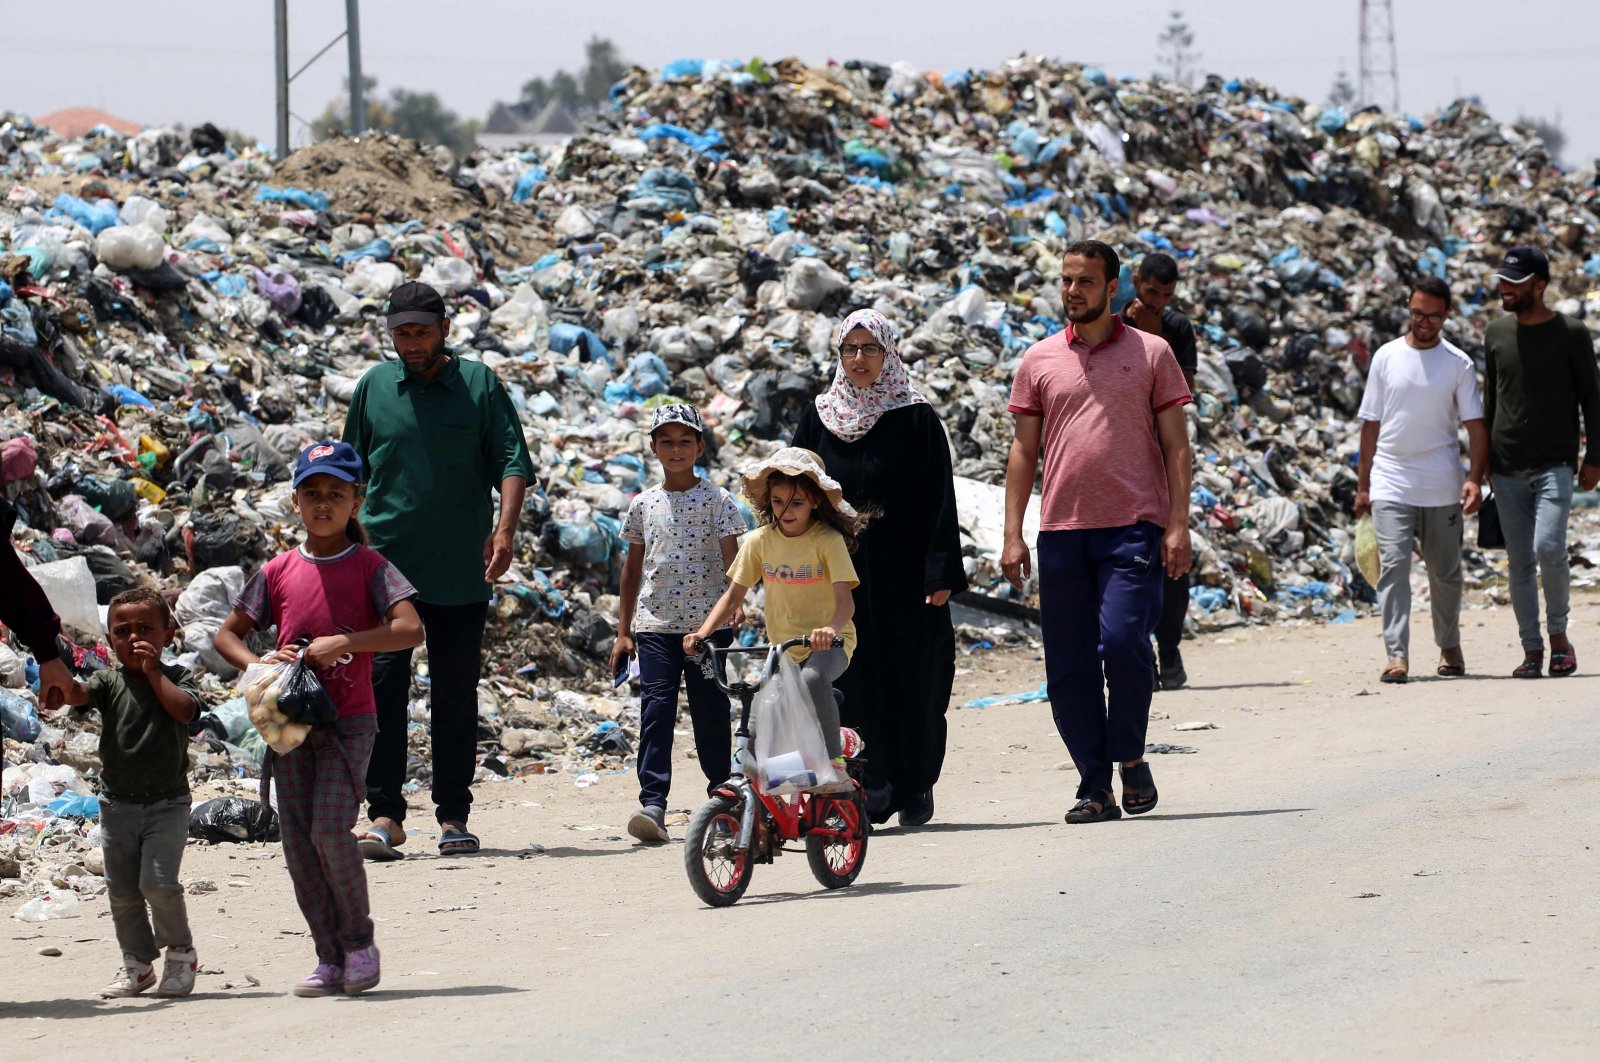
[342, 355, 533, 605]
[1482, 313, 1600, 476]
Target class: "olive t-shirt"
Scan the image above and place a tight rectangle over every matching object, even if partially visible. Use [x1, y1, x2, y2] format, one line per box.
[85, 664, 202, 803]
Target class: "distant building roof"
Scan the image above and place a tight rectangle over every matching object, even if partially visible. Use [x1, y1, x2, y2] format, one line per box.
[35, 107, 143, 138]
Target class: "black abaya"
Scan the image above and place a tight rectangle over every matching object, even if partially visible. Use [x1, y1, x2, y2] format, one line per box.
[792, 402, 967, 813]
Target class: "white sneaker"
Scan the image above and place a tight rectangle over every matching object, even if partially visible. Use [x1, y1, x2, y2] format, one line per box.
[154, 947, 197, 997]
[100, 955, 157, 998]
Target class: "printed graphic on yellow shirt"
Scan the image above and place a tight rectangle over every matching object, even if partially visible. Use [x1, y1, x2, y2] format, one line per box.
[762, 561, 830, 586]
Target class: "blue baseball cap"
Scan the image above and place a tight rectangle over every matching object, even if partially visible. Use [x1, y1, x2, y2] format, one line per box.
[292, 441, 364, 487]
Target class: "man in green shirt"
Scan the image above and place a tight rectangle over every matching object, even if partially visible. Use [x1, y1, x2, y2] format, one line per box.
[343, 282, 532, 856]
[1482, 247, 1600, 678]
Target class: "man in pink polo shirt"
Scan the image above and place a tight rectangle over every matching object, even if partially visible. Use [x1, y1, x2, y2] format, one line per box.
[1002, 240, 1193, 824]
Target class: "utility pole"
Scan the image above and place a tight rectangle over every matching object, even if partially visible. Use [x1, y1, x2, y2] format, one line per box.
[346, 0, 364, 134]
[271, 1, 366, 159]
[1358, 0, 1401, 113]
[274, 0, 290, 159]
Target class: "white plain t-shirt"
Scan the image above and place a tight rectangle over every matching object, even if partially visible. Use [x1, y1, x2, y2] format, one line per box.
[1358, 336, 1484, 507]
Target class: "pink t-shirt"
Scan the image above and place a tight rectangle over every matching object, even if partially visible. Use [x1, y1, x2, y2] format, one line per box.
[1007, 317, 1192, 531]
[236, 544, 417, 718]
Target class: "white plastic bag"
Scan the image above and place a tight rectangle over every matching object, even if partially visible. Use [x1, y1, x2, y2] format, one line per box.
[238, 660, 310, 755]
[15, 889, 80, 922]
[96, 225, 165, 271]
[25, 555, 101, 635]
[752, 654, 841, 795]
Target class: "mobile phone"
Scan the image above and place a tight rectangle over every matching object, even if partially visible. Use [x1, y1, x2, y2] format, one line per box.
[613, 660, 630, 688]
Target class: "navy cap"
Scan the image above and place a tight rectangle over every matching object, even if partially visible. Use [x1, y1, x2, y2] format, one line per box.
[383, 282, 448, 329]
[1492, 246, 1550, 284]
[293, 441, 364, 487]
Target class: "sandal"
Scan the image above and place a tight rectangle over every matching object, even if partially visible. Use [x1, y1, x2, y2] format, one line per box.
[437, 825, 480, 855]
[1512, 654, 1544, 679]
[1064, 789, 1121, 824]
[1550, 647, 1577, 677]
[358, 829, 405, 862]
[1119, 762, 1158, 816]
[1436, 649, 1465, 677]
[1380, 658, 1408, 684]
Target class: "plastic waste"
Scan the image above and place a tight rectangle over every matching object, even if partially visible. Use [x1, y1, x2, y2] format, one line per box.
[188, 797, 280, 843]
[25, 556, 101, 635]
[1, 689, 42, 742]
[751, 653, 841, 795]
[95, 225, 165, 271]
[14, 889, 81, 922]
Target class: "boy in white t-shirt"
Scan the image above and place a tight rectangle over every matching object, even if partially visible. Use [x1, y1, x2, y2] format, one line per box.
[611, 403, 747, 843]
[1355, 277, 1488, 683]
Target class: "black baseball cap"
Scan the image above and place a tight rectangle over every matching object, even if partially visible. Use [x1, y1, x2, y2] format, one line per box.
[1491, 246, 1550, 284]
[383, 282, 447, 328]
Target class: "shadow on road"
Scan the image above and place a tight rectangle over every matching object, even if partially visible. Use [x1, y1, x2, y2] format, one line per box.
[731, 880, 963, 907]
[0, 991, 278, 1018]
[880, 821, 1055, 834]
[1136, 808, 1313, 821]
[1179, 681, 1301, 691]
[350, 985, 528, 1002]
[532, 845, 646, 859]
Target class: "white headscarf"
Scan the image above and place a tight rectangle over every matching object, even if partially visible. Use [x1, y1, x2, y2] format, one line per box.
[813, 308, 929, 443]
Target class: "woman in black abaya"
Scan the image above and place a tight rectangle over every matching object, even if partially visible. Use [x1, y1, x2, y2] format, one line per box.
[792, 308, 966, 827]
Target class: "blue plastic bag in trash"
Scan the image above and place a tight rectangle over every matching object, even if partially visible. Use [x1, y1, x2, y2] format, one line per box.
[50, 193, 119, 234]
[636, 124, 725, 157]
[254, 186, 331, 212]
[49, 792, 101, 819]
[107, 383, 154, 408]
[1, 690, 42, 742]
[334, 238, 392, 267]
[512, 166, 548, 203]
[547, 323, 611, 364]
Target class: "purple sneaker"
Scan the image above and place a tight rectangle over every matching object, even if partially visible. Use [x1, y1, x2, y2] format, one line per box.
[343, 945, 380, 995]
[292, 963, 343, 997]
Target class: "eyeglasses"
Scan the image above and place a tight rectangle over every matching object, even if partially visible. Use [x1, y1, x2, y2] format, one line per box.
[1409, 310, 1447, 325]
[841, 343, 885, 359]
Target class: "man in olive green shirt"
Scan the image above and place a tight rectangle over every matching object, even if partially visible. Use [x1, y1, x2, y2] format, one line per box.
[343, 282, 532, 856]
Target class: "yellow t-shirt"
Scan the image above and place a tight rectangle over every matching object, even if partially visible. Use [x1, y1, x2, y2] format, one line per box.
[727, 522, 859, 660]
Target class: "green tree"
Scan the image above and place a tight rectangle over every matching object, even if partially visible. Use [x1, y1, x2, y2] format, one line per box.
[507, 37, 630, 120]
[1519, 114, 1567, 165]
[387, 88, 476, 155]
[1328, 64, 1357, 110]
[1156, 9, 1200, 89]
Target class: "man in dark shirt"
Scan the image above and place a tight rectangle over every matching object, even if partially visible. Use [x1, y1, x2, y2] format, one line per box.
[1482, 246, 1600, 678]
[1125, 253, 1199, 689]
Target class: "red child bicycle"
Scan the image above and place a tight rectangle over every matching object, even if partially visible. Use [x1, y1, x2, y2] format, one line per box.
[683, 636, 869, 907]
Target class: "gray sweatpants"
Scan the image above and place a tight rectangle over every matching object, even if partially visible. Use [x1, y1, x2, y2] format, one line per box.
[798, 647, 846, 759]
[1372, 500, 1463, 661]
[100, 795, 193, 964]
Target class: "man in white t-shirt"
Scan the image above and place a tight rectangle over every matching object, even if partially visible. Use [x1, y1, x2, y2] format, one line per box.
[1355, 276, 1488, 683]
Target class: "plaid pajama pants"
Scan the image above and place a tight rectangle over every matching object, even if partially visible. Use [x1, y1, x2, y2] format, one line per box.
[274, 714, 378, 965]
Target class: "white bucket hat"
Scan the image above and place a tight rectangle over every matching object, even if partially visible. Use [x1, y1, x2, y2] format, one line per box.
[740, 447, 857, 518]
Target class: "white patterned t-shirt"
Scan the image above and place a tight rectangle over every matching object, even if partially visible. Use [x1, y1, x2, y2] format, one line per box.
[622, 479, 747, 633]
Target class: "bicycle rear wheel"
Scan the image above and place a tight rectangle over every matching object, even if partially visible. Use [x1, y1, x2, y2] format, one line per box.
[685, 795, 752, 907]
[805, 796, 868, 889]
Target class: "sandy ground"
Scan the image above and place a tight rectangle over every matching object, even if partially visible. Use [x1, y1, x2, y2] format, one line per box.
[4, 598, 1599, 1060]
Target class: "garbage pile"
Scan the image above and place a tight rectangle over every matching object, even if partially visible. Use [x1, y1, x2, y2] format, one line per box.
[5, 56, 1600, 883]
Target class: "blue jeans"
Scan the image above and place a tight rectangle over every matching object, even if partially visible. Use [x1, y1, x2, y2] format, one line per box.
[1037, 522, 1165, 796]
[635, 629, 733, 808]
[1494, 466, 1573, 651]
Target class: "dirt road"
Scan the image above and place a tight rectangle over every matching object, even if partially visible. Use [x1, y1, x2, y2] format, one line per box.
[5, 600, 1598, 1059]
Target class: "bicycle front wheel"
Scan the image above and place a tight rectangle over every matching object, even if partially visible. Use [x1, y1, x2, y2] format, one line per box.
[685, 794, 752, 907]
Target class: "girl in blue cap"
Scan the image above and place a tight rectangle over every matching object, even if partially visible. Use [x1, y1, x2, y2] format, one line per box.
[214, 441, 424, 997]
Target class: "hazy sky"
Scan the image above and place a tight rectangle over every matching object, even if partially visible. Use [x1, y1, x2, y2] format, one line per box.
[5, 1, 1597, 164]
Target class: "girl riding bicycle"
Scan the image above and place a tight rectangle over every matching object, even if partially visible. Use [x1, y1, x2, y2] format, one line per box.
[687, 448, 871, 792]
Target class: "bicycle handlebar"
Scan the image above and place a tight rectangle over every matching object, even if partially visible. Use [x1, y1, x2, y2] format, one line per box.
[691, 636, 843, 694]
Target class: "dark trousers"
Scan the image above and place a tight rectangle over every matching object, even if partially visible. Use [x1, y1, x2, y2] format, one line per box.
[635, 629, 733, 808]
[1155, 568, 1190, 657]
[366, 599, 488, 827]
[1037, 522, 1164, 796]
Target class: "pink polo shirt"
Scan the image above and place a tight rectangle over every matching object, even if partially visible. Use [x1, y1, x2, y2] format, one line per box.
[1007, 316, 1192, 531]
